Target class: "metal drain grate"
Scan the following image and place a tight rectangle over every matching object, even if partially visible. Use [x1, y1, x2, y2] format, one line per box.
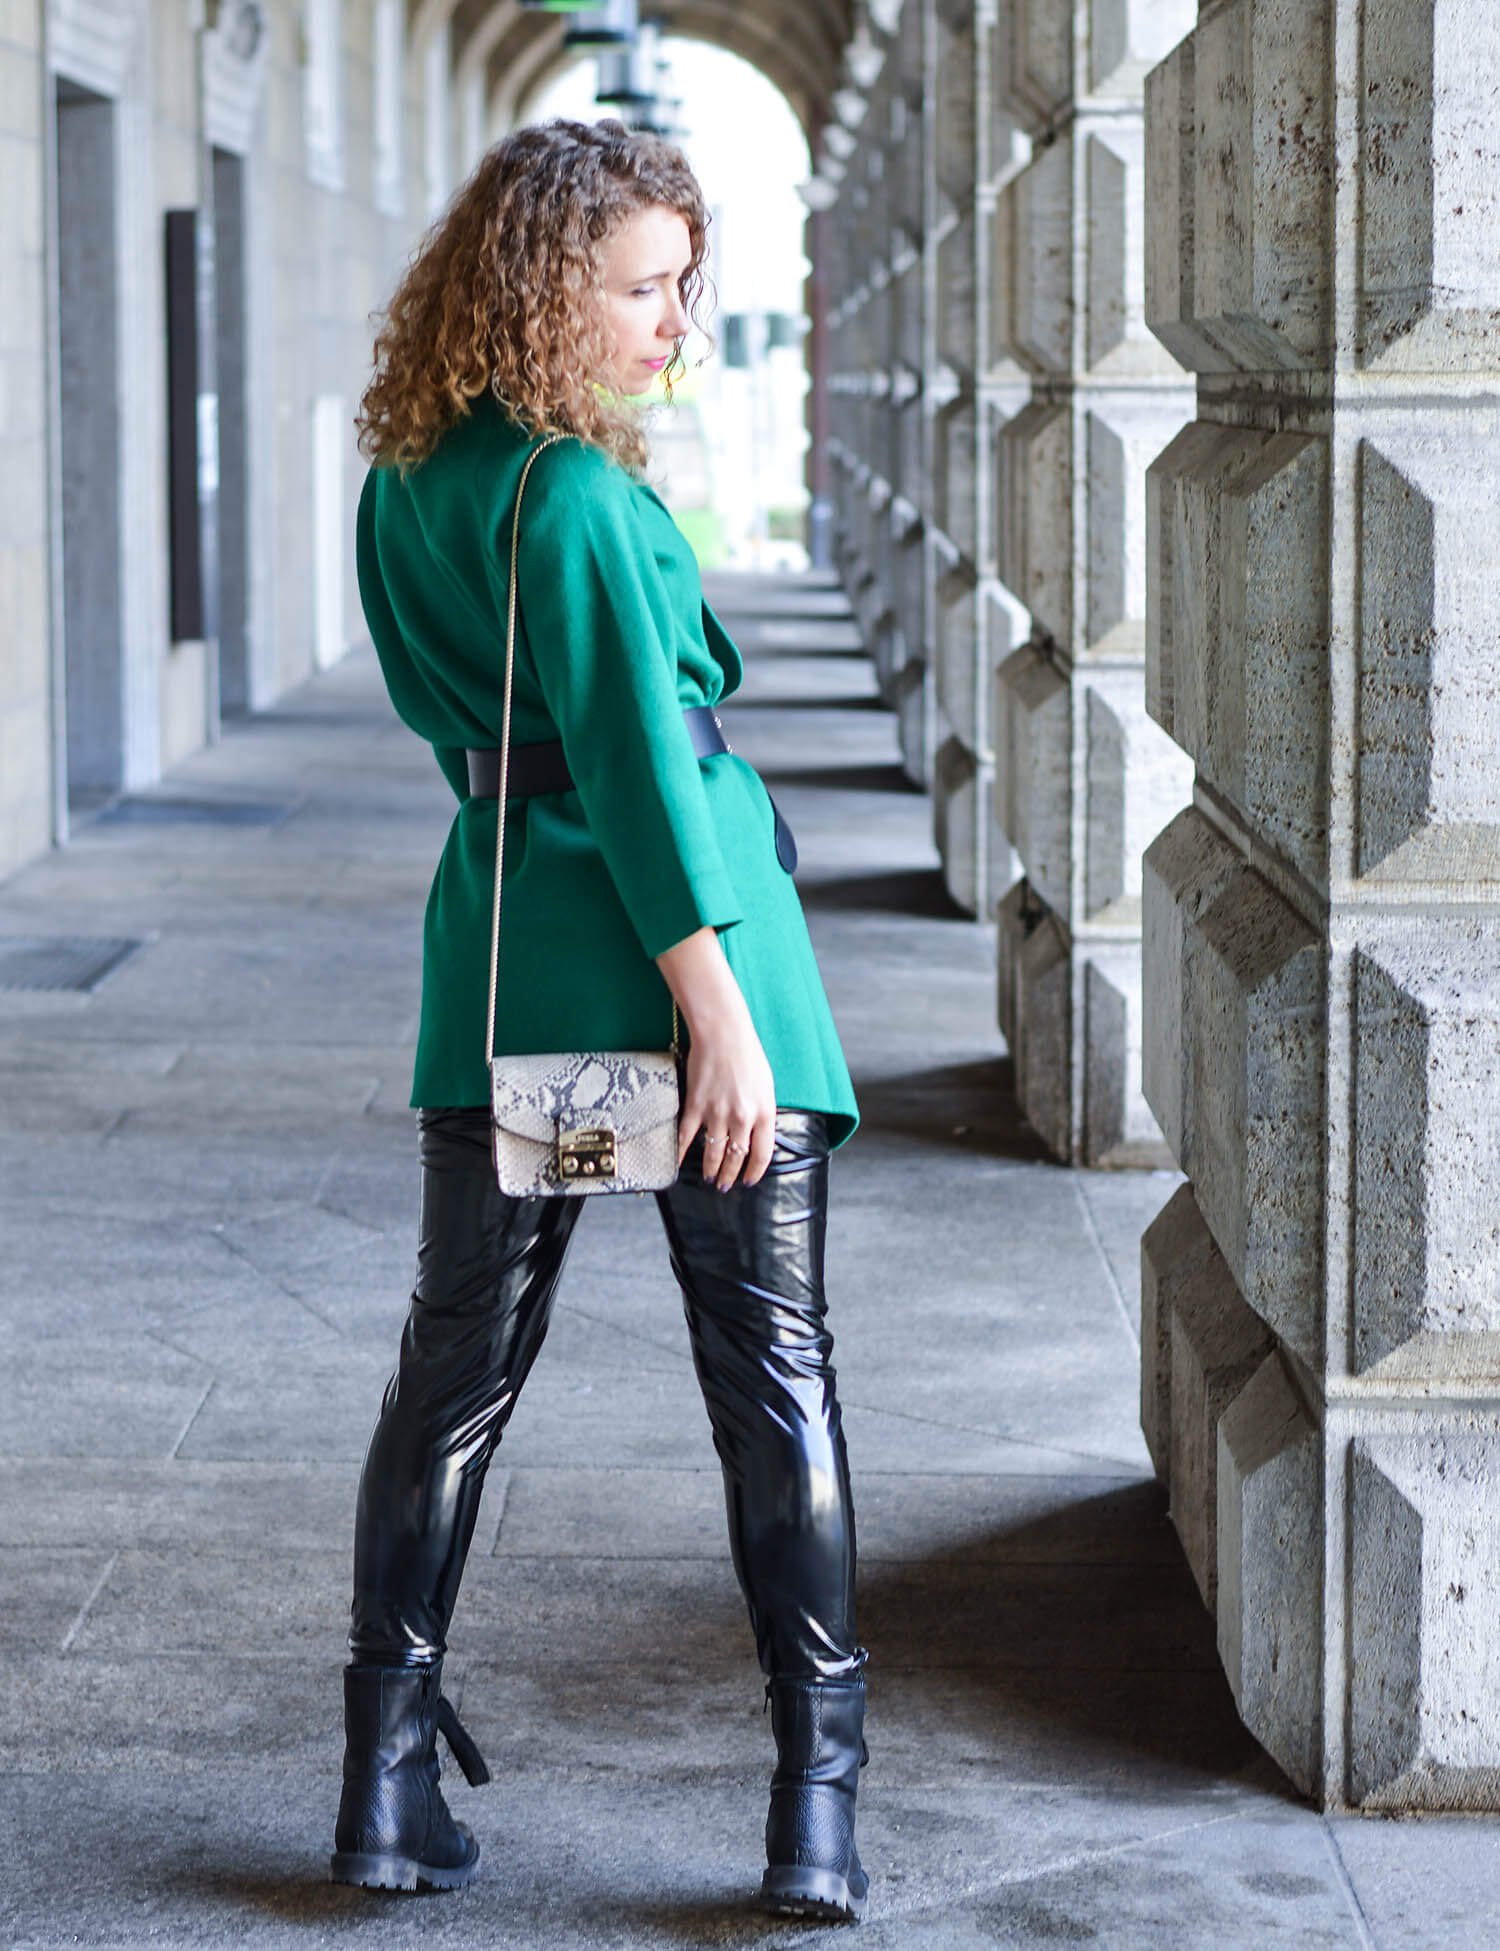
[0, 936, 144, 993]
[95, 796, 292, 828]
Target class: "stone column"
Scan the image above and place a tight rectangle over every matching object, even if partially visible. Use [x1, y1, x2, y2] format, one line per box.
[925, 0, 1032, 916]
[1142, 0, 1500, 1808]
[829, 0, 932, 797]
[991, 0, 1196, 1163]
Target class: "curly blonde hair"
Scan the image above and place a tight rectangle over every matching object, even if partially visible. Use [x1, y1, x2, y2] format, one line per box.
[357, 118, 713, 476]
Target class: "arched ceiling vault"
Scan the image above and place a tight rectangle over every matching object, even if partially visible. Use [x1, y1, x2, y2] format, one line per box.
[412, 0, 853, 148]
[482, 4, 841, 141]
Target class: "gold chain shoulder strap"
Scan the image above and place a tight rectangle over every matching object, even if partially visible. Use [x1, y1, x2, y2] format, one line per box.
[484, 431, 567, 1068]
[481, 430, 681, 1067]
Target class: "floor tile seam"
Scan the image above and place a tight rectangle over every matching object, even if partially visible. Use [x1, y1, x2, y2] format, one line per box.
[56, 1549, 120, 1654]
[1320, 1816, 1383, 1951]
[254, 1281, 347, 1341]
[457, 1551, 1183, 1577]
[212, 1191, 394, 1229]
[17, 1631, 1232, 1677]
[226, 1236, 400, 1332]
[837, 1395, 1150, 1472]
[830, 1656, 1251, 1676]
[823, 1549, 1186, 1568]
[138, 1327, 239, 1375]
[14, 1651, 764, 1675]
[835, 1807, 1261, 1928]
[482, 1550, 1183, 1567]
[6, 1540, 981, 1567]
[357, 1653, 1238, 1676]
[165, 1379, 217, 1460]
[209, 1230, 391, 1290]
[10, 1645, 1239, 1677]
[491, 1464, 1154, 1482]
[0, 1458, 362, 1475]
[17, 1655, 1233, 1682]
[0, 1451, 386, 1466]
[497, 1463, 724, 1475]
[480, 1469, 512, 1555]
[552, 1301, 697, 1369]
[1, 1534, 377, 1549]
[0, 1762, 1223, 1788]
[26, 1540, 359, 1564]
[13, 1031, 418, 1055]
[491, 1548, 739, 1562]
[1069, 1169, 1141, 1351]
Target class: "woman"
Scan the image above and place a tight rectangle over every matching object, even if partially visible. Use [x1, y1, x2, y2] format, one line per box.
[332, 117, 867, 1923]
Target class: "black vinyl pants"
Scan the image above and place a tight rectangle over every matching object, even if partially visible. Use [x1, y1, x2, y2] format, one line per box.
[349, 1106, 860, 1684]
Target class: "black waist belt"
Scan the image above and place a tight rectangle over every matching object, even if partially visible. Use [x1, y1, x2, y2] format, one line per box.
[466, 703, 729, 800]
[466, 703, 799, 874]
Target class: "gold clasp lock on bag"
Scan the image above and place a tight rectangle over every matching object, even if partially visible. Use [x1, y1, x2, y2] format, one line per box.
[557, 1127, 618, 1182]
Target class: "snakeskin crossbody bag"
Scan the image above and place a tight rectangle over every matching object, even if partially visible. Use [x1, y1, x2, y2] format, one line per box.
[485, 433, 682, 1197]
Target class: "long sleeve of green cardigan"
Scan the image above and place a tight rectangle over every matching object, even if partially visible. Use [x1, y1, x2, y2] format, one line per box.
[507, 441, 743, 960]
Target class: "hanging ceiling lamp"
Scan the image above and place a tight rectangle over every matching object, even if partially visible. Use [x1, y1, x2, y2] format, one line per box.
[629, 49, 681, 135]
[845, 27, 885, 89]
[830, 87, 868, 129]
[595, 49, 652, 106]
[595, 14, 659, 106]
[564, 0, 637, 46]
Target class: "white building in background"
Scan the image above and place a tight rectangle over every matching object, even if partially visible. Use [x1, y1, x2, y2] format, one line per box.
[529, 39, 814, 567]
[1, 0, 427, 879]
[0, 0, 822, 884]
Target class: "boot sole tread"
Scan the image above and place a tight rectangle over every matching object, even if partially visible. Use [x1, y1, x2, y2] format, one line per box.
[329, 1849, 478, 1892]
[761, 1865, 868, 1923]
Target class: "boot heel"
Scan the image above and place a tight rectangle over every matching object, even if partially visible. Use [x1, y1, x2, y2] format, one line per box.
[330, 1849, 420, 1892]
[330, 1845, 477, 1892]
[761, 1861, 869, 1922]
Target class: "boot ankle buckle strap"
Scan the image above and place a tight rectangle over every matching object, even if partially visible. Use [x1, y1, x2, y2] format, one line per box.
[436, 1694, 491, 1788]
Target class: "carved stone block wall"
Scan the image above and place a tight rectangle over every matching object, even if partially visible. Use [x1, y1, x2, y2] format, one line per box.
[1141, 0, 1500, 1810]
[989, 0, 1195, 1165]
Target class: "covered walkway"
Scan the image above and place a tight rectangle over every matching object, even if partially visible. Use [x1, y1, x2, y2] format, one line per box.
[1, 574, 1490, 1947]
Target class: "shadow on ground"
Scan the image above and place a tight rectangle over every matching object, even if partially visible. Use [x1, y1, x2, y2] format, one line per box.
[756, 762, 921, 795]
[735, 693, 890, 713]
[852, 1057, 1056, 1161]
[798, 866, 969, 920]
[855, 1490, 1289, 1792]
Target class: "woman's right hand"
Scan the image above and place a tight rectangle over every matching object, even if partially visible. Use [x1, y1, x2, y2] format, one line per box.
[655, 927, 777, 1190]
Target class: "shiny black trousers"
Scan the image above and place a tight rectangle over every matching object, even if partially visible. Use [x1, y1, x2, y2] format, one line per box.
[349, 1107, 859, 1683]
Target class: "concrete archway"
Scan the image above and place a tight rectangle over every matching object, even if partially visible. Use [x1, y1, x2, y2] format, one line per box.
[407, 0, 851, 150]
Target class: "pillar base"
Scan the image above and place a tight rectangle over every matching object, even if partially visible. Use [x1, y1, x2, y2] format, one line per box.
[1147, 1182, 1500, 1811]
[997, 880, 1172, 1168]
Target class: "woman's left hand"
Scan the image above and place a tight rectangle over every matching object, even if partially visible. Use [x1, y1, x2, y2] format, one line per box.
[656, 926, 777, 1190]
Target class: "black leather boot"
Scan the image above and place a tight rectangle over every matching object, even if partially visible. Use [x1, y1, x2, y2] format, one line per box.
[761, 1673, 869, 1923]
[330, 1662, 490, 1891]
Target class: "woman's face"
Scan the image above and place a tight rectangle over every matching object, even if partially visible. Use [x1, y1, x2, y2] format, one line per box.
[597, 203, 694, 397]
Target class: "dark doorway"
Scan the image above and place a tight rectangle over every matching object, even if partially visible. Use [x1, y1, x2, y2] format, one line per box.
[55, 77, 123, 808]
[212, 146, 250, 716]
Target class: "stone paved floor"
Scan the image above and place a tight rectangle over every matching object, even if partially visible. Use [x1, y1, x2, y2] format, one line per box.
[3, 571, 1498, 1949]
